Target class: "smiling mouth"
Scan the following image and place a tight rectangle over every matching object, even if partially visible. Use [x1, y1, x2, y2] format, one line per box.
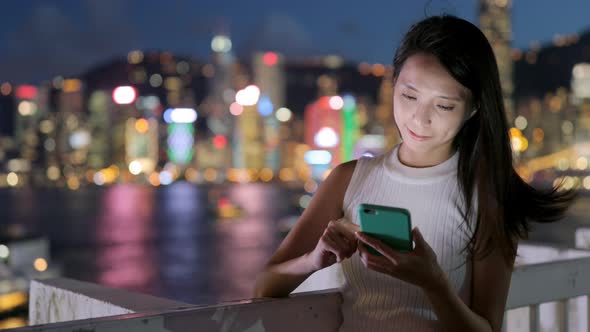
[407, 127, 431, 140]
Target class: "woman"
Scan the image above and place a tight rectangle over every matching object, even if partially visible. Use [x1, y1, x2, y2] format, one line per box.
[254, 15, 576, 331]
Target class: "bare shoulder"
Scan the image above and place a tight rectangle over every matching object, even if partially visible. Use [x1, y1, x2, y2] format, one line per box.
[325, 159, 357, 192]
[336, 159, 358, 176]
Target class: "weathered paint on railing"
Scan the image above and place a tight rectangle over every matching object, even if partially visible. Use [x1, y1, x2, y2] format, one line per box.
[29, 278, 190, 325]
[19, 286, 342, 332]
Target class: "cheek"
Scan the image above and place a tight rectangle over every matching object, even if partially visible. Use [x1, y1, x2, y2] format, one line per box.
[439, 117, 465, 137]
[393, 99, 407, 123]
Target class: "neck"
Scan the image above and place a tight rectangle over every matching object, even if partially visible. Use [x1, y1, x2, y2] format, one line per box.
[398, 143, 454, 168]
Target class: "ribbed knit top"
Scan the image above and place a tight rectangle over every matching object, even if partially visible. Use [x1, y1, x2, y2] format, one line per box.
[339, 144, 475, 331]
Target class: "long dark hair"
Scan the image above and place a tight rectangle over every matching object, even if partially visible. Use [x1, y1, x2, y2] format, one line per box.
[392, 15, 577, 264]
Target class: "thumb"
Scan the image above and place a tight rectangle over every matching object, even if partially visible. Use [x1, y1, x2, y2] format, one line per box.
[412, 227, 425, 248]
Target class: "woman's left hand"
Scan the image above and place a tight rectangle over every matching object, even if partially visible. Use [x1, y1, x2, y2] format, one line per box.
[356, 227, 446, 292]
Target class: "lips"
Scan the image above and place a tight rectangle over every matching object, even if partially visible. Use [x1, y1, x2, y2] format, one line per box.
[407, 127, 431, 140]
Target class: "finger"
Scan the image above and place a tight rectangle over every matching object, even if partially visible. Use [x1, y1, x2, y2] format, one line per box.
[331, 221, 358, 245]
[329, 224, 358, 256]
[357, 243, 377, 266]
[357, 242, 388, 265]
[356, 232, 400, 264]
[322, 251, 337, 266]
[321, 233, 339, 253]
[333, 228, 357, 253]
[412, 227, 424, 247]
[326, 231, 349, 253]
[357, 243, 370, 262]
[357, 247, 393, 274]
[324, 233, 348, 262]
[366, 260, 394, 276]
[337, 219, 361, 235]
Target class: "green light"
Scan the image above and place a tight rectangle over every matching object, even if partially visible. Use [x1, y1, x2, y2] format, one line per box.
[341, 96, 359, 161]
[167, 123, 194, 164]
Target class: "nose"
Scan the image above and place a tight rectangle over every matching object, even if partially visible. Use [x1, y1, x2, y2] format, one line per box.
[412, 104, 432, 127]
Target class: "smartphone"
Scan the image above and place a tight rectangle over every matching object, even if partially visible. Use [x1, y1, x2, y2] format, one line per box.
[358, 203, 413, 255]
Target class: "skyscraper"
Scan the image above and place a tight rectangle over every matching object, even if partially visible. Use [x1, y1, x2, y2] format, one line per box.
[253, 52, 285, 171]
[479, 0, 514, 122]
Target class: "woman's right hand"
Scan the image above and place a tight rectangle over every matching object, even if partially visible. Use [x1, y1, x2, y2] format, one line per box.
[305, 219, 359, 272]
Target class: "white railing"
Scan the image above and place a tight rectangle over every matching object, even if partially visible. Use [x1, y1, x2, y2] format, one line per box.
[11, 243, 590, 332]
[19, 280, 343, 332]
[505, 254, 590, 332]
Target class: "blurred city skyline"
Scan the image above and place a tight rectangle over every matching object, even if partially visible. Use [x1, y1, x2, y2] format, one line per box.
[0, 0, 589, 192]
[2, 0, 590, 83]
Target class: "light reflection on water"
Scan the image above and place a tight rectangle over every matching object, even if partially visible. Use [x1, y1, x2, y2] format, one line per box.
[96, 185, 157, 291]
[0, 182, 300, 305]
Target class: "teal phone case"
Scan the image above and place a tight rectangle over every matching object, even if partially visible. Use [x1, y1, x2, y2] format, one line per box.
[358, 203, 413, 255]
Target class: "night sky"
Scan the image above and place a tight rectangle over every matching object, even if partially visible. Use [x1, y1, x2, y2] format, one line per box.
[1, 0, 589, 84]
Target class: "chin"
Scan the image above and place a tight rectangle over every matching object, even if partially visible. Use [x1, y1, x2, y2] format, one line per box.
[401, 137, 438, 152]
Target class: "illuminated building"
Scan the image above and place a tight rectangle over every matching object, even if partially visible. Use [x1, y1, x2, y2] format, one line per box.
[33, 83, 57, 185]
[339, 95, 360, 162]
[13, 84, 45, 185]
[87, 91, 112, 170]
[196, 34, 236, 171]
[232, 84, 264, 169]
[126, 117, 158, 176]
[58, 80, 90, 184]
[510, 29, 590, 164]
[236, 103, 264, 169]
[253, 52, 285, 171]
[83, 51, 208, 169]
[304, 96, 343, 167]
[284, 58, 381, 123]
[514, 87, 573, 159]
[164, 108, 197, 166]
[479, 0, 514, 122]
[285, 58, 381, 172]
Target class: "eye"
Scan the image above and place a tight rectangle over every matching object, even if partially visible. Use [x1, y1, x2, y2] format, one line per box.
[402, 94, 416, 101]
[437, 105, 455, 111]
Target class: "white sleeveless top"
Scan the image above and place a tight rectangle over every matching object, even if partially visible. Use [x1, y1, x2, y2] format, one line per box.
[338, 145, 475, 331]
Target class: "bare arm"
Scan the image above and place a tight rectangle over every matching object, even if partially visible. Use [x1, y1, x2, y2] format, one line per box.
[253, 160, 357, 298]
[425, 244, 514, 331]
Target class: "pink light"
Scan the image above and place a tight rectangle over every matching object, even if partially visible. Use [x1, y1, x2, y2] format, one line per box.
[229, 102, 243, 116]
[213, 135, 227, 149]
[263, 52, 278, 66]
[218, 197, 230, 208]
[15, 85, 38, 100]
[329, 96, 344, 110]
[112, 86, 137, 105]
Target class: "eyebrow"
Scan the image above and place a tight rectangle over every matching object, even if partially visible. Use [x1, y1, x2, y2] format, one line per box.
[402, 83, 463, 102]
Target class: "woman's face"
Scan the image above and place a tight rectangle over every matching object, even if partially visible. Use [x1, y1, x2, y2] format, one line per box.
[393, 53, 474, 162]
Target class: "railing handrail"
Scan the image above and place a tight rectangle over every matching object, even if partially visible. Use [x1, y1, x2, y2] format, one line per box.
[15, 287, 342, 332]
[15, 252, 590, 331]
[506, 255, 590, 309]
